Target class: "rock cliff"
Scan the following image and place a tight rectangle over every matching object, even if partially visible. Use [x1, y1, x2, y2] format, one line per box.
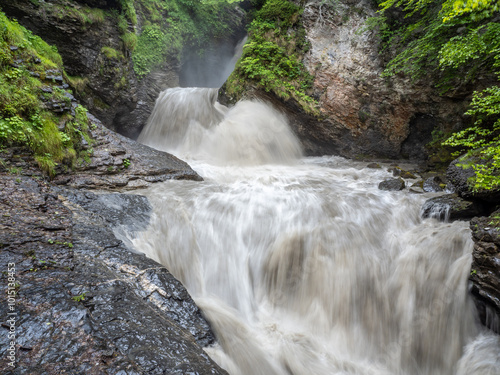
[0, 0, 246, 139]
[222, 0, 472, 160]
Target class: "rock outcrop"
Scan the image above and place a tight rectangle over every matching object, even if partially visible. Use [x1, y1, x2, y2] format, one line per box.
[0, 175, 227, 374]
[222, 0, 472, 159]
[470, 212, 500, 333]
[300, 0, 472, 158]
[0, 0, 246, 139]
[52, 112, 203, 190]
[447, 157, 500, 204]
[421, 193, 484, 222]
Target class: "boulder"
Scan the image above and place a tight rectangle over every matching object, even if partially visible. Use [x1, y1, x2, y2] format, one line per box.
[51, 112, 202, 190]
[378, 178, 405, 191]
[421, 193, 484, 221]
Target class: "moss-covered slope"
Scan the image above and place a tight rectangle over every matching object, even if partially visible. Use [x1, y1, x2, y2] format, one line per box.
[0, 11, 92, 176]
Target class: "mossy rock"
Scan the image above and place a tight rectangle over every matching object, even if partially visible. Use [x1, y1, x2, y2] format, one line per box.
[447, 154, 500, 204]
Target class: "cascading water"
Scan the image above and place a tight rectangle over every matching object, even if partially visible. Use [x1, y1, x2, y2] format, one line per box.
[132, 88, 500, 375]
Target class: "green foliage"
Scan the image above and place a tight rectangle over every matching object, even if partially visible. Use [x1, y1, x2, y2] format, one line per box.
[0, 11, 93, 177]
[441, 0, 499, 23]
[72, 292, 86, 302]
[439, 24, 500, 69]
[132, 25, 170, 77]
[371, 0, 500, 190]
[122, 158, 131, 168]
[101, 46, 123, 60]
[443, 86, 500, 190]
[130, 0, 242, 77]
[226, 0, 318, 114]
[370, 0, 499, 85]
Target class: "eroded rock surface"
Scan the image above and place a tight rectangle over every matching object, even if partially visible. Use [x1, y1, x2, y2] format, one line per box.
[0, 175, 226, 374]
[470, 212, 500, 333]
[52, 112, 202, 190]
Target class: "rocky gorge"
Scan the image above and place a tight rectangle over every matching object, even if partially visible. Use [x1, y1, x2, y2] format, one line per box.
[0, 0, 499, 373]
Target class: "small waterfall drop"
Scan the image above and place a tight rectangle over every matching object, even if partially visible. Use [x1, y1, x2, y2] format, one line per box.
[133, 88, 500, 375]
[138, 87, 302, 166]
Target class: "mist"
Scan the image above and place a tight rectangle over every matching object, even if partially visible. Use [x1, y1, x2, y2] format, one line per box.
[179, 37, 247, 88]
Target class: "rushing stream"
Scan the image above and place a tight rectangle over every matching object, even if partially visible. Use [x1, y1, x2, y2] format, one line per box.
[132, 87, 500, 374]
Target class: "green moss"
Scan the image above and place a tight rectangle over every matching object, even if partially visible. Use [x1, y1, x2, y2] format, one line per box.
[101, 46, 123, 60]
[130, 0, 242, 78]
[225, 0, 318, 115]
[121, 32, 137, 51]
[120, 0, 138, 26]
[65, 75, 89, 95]
[51, 3, 106, 25]
[0, 11, 93, 177]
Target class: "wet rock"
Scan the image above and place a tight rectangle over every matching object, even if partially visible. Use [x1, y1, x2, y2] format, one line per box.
[378, 178, 405, 191]
[423, 176, 444, 192]
[51, 113, 202, 190]
[366, 162, 381, 169]
[470, 212, 500, 333]
[421, 193, 484, 221]
[409, 180, 424, 194]
[389, 167, 417, 179]
[0, 175, 227, 374]
[447, 156, 500, 204]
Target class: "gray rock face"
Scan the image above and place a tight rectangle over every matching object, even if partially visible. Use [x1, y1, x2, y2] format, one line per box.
[52, 112, 202, 190]
[0, 175, 227, 374]
[470, 213, 500, 333]
[378, 178, 405, 191]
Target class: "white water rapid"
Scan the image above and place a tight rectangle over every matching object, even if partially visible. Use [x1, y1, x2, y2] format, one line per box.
[133, 88, 500, 375]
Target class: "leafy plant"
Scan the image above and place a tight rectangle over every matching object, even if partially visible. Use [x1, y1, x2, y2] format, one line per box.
[72, 292, 86, 302]
[369, 0, 500, 190]
[225, 0, 318, 114]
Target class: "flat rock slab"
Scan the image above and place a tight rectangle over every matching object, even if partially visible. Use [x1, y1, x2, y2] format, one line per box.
[0, 175, 226, 374]
[52, 113, 202, 190]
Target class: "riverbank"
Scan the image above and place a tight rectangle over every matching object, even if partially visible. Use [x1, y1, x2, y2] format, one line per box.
[0, 114, 228, 373]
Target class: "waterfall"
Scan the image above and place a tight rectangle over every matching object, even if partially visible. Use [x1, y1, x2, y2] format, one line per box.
[133, 88, 500, 375]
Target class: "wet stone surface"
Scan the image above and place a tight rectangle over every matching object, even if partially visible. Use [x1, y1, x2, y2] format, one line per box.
[421, 193, 484, 222]
[51, 113, 203, 190]
[378, 178, 405, 191]
[470, 212, 500, 333]
[0, 175, 226, 374]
